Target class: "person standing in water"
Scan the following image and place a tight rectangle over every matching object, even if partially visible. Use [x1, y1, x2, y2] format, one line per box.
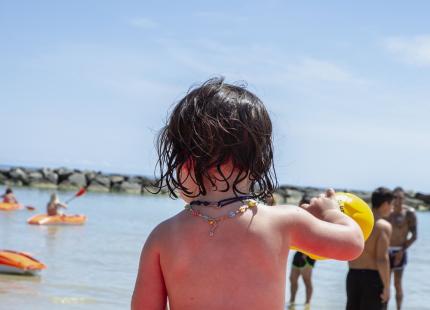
[289, 194, 315, 308]
[387, 187, 417, 310]
[46, 193, 67, 216]
[346, 187, 394, 310]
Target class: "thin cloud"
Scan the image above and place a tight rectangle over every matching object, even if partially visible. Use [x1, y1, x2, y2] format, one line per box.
[128, 17, 158, 29]
[285, 57, 363, 84]
[194, 11, 249, 23]
[156, 38, 367, 88]
[384, 35, 430, 66]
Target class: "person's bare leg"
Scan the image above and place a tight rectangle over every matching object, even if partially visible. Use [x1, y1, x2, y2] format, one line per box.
[289, 268, 301, 304]
[394, 270, 404, 310]
[301, 267, 313, 304]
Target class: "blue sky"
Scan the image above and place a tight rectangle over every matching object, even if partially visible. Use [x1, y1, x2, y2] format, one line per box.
[1, 1, 429, 192]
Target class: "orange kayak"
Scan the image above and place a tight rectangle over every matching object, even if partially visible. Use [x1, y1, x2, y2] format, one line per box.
[27, 214, 87, 225]
[0, 202, 23, 211]
[0, 250, 46, 275]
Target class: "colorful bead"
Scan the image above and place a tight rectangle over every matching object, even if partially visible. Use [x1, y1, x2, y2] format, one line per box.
[228, 211, 236, 218]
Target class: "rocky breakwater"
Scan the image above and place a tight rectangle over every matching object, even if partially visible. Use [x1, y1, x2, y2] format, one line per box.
[0, 167, 155, 194]
[1, 166, 429, 210]
[275, 185, 430, 211]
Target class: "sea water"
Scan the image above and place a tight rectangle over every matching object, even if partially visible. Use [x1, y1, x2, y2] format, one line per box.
[0, 187, 428, 309]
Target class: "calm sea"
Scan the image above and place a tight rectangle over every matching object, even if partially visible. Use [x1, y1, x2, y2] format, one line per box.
[1, 187, 428, 310]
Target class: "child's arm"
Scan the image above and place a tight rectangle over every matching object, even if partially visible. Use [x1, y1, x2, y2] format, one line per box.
[288, 189, 364, 261]
[131, 227, 167, 310]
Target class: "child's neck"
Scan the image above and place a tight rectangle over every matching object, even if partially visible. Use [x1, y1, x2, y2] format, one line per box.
[180, 168, 252, 204]
[192, 188, 251, 203]
[184, 188, 254, 218]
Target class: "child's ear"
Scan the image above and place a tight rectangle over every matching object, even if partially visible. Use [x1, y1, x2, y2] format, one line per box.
[208, 160, 235, 180]
[177, 159, 199, 199]
[182, 156, 195, 173]
[178, 157, 196, 181]
[178, 161, 194, 184]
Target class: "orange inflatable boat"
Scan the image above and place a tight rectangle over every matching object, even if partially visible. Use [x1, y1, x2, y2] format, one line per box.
[0, 250, 46, 275]
[0, 202, 23, 211]
[27, 214, 87, 225]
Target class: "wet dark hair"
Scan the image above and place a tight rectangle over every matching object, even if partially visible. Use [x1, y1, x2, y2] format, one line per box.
[371, 187, 394, 209]
[5, 188, 13, 194]
[153, 77, 277, 199]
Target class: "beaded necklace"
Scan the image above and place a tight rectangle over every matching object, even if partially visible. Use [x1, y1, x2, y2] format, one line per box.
[185, 199, 257, 236]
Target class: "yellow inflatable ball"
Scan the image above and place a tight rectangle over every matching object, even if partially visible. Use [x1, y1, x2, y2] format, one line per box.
[291, 192, 374, 260]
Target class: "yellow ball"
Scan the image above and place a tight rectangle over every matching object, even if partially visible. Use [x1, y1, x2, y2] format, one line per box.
[335, 192, 374, 241]
[291, 192, 374, 260]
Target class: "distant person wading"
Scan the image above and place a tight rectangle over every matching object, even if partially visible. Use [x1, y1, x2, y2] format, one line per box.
[387, 187, 417, 310]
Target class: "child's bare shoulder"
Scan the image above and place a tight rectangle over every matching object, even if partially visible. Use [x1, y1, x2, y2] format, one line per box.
[259, 203, 302, 223]
[264, 203, 302, 213]
[144, 211, 186, 248]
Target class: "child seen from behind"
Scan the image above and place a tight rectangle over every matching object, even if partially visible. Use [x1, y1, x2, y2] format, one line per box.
[132, 78, 364, 310]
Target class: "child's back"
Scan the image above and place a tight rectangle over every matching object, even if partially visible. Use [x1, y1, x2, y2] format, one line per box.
[132, 78, 364, 310]
[150, 204, 291, 309]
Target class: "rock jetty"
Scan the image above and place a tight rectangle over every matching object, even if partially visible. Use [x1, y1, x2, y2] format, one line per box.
[0, 166, 154, 195]
[0, 166, 428, 210]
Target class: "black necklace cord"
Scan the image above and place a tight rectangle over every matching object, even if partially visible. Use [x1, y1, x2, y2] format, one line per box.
[190, 195, 254, 208]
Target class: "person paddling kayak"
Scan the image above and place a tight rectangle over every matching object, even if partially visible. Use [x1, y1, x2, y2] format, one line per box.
[46, 193, 67, 216]
[1, 188, 18, 204]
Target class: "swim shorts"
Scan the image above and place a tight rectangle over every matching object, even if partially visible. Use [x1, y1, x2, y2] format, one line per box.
[346, 269, 387, 310]
[292, 251, 316, 268]
[389, 247, 407, 270]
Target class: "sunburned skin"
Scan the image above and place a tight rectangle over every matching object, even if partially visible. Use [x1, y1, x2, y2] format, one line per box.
[131, 170, 364, 310]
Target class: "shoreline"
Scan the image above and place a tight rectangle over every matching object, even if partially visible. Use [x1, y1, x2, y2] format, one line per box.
[1, 165, 429, 210]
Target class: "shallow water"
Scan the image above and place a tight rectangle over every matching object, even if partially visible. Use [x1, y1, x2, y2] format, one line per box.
[0, 187, 428, 309]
